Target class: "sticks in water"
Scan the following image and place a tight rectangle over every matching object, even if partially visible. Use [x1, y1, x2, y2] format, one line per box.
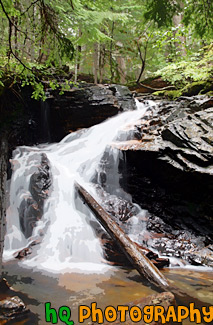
[75, 182, 169, 291]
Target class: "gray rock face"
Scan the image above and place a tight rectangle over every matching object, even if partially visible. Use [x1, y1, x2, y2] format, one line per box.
[109, 84, 137, 111]
[117, 96, 213, 243]
[19, 153, 51, 238]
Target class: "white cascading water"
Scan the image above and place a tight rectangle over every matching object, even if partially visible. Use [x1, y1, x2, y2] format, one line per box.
[4, 100, 148, 273]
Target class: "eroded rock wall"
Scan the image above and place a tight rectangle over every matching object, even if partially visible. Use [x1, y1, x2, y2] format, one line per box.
[118, 96, 213, 239]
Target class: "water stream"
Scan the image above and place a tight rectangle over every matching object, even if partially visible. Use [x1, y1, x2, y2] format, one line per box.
[4, 100, 148, 273]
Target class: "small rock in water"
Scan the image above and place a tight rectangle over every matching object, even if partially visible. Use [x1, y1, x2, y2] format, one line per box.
[187, 245, 213, 267]
[0, 296, 29, 320]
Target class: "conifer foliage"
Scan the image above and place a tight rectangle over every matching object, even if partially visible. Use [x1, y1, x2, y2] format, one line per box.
[0, 0, 212, 96]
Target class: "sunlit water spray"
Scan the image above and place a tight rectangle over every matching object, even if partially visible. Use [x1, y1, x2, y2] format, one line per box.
[4, 100, 148, 273]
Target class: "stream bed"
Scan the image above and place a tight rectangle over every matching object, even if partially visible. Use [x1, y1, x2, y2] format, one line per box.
[2, 261, 213, 324]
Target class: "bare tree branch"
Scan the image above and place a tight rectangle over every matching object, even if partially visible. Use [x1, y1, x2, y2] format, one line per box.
[21, 0, 41, 16]
[136, 36, 150, 84]
[0, 0, 32, 40]
[0, 0, 34, 72]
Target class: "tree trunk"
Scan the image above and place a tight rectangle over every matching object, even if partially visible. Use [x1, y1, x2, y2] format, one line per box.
[136, 58, 145, 84]
[93, 43, 99, 84]
[173, 14, 186, 56]
[0, 133, 8, 280]
[110, 22, 115, 83]
[136, 41, 148, 84]
[74, 29, 82, 82]
[117, 56, 126, 84]
[75, 182, 169, 291]
[99, 43, 106, 84]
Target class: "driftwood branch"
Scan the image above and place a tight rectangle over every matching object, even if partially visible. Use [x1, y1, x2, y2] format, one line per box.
[136, 37, 149, 84]
[138, 82, 176, 91]
[75, 182, 169, 291]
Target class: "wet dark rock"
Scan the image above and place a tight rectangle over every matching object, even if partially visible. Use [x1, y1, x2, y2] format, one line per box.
[187, 245, 213, 267]
[0, 296, 29, 321]
[117, 96, 213, 243]
[19, 153, 51, 238]
[109, 84, 136, 111]
[29, 153, 51, 203]
[95, 186, 170, 269]
[49, 84, 136, 141]
[2, 83, 135, 161]
[108, 96, 213, 267]
[96, 185, 211, 267]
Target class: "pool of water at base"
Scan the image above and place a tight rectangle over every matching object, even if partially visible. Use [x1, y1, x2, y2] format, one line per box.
[1, 261, 213, 325]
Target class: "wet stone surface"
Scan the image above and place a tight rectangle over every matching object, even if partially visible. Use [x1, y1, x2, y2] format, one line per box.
[96, 185, 212, 268]
[116, 96, 212, 241]
[19, 153, 51, 239]
[0, 296, 29, 321]
[94, 97, 213, 269]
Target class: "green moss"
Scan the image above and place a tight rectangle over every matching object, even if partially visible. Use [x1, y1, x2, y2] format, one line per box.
[205, 91, 213, 97]
[200, 81, 213, 94]
[182, 80, 213, 96]
[153, 89, 181, 99]
[152, 90, 167, 96]
[165, 90, 182, 99]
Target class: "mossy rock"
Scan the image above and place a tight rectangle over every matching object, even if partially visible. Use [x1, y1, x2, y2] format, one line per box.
[153, 89, 181, 99]
[205, 91, 213, 97]
[182, 80, 213, 96]
[200, 81, 213, 94]
[152, 90, 167, 97]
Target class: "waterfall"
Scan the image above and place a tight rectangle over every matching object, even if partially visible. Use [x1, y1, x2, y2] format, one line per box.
[41, 99, 51, 143]
[4, 100, 148, 274]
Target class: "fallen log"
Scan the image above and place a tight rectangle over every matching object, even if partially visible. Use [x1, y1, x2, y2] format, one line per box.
[75, 182, 212, 311]
[75, 182, 169, 291]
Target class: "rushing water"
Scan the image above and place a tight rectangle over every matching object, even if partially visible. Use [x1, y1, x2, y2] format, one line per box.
[4, 100, 148, 274]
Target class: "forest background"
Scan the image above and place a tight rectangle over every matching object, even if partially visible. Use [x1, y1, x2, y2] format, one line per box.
[0, 0, 212, 99]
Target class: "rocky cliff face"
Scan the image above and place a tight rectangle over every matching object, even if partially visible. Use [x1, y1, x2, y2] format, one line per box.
[117, 96, 213, 243]
[48, 84, 136, 141]
[2, 84, 136, 149]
